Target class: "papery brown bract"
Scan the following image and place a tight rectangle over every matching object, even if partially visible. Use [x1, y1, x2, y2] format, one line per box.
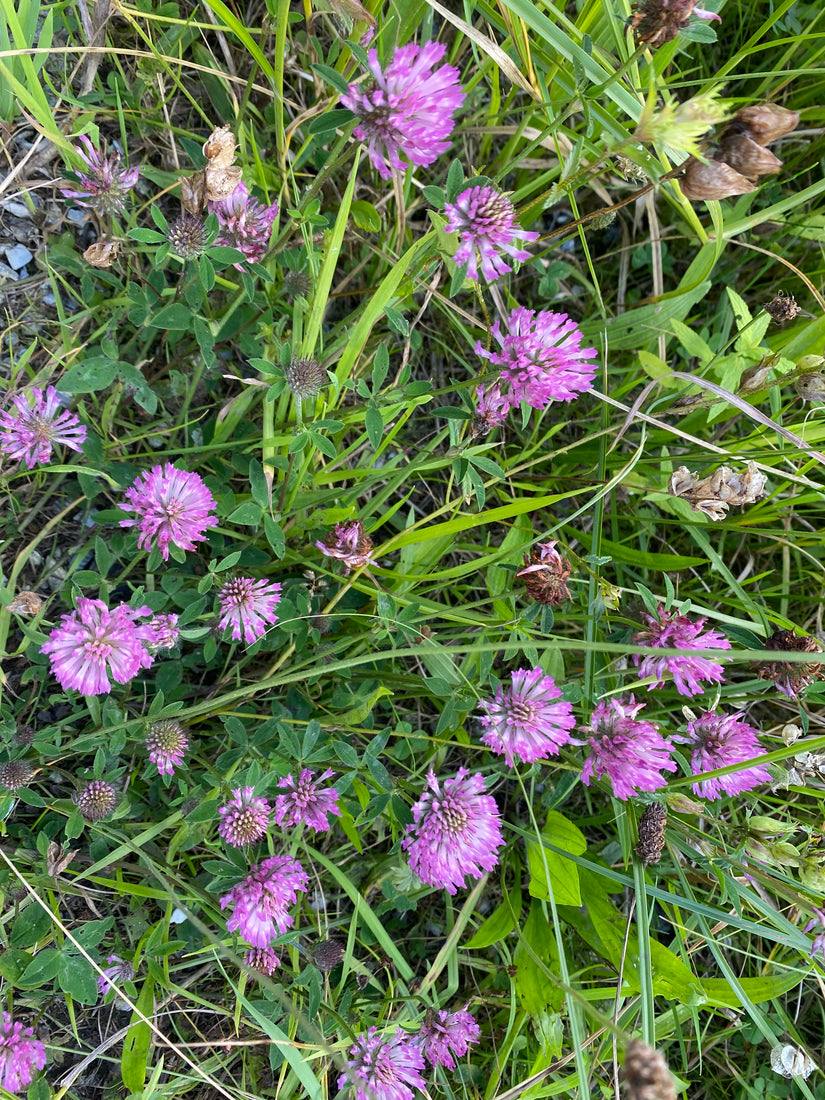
[719, 133, 783, 179]
[680, 158, 757, 200]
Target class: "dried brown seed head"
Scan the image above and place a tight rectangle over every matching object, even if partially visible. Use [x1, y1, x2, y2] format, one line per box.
[312, 939, 344, 972]
[719, 133, 782, 179]
[516, 542, 573, 606]
[180, 171, 208, 215]
[669, 461, 767, 519]
[203, 125, 237, 168]
[765, 291, 801, 325]
[83, 240, 119, 268]
[629, 0, 697, 48]
[7, 591, 42, 615]
[733, 103, 800, 145]
[757, 629, 824, 698]
[636, 803, 668, 866]
[622, 1039, 677, 1100]
[680, 158, 757, 201]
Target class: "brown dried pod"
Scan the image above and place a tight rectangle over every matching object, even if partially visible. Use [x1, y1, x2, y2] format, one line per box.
[204, 164, 242, 203]
[680, 158, 757, 201]
[203, 124, 237, 168]
[733, 103, 800, 145]
[180, 171, 208, 215]
[765, 291, 801, 325]
[756, 628, 824, 698]
[7, 590, 42, 615]
[83, 240, 119, 268]
[718, 134, 782, 180]
[794, 373, 825, 403]
[636, 803, 667, 866]
[622, 1039, 676, 1100]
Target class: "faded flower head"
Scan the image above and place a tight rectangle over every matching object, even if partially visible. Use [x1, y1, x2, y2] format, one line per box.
[765, 290, 802, 325]
[401, 768, 505, 895]
[141, 613, 180, 652]
[631, 604, 731, 697]
[41, 597, 155, 696]
[217, 787, 272, 847]
[770, 1044, 816, 1080]
[244, 946, 280, 977]
[418, 1006, 480, 1069]
[83, 240, 119, 268]
[316, 520, 376, 574]
[476, 308, 598, 411]
[579, 696, 677, 800]
[119, 463, 218, 562]
[630, 0, 721, 49]
[635, 802, 668, 866]
[340, 41, 465, 179]
[284, 357, 329, 399]
[756, 628, 824, 698]
[669, 461, 767, 520]
[0, 1013, 47, 1094]
[338, 1027, 426, 1100]
[168, 213, 208, 259]
[220, 854, 309, 948]
[622, 1039, 676, 1100]
[311, 938, 344, 972]
[97, 954, 135, 997]
[145, 719, 189, 777]
[444, 185, 539, 283]
[75, 779, 118, 821]
[274, 768, 341, 832]
[0, 760, 34, 791]
[0, 385, 86, 469]
[209, 181, 278, 264]
[718, 133, 782, 180]
[478, 667, 575, 766]
[517, 541, 572, 606]
[61, 134, 139, 216]
[680, 711, 771, 799]
[217, 577, 282, 645]
[472, 383, 510, 434]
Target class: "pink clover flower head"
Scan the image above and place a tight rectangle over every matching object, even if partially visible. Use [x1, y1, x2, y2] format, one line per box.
[478, 667, 575, 766]
[145, 719, 188, 777]
[680, 710, 771, 799]
[0, 1013, 46, 1093]
[803, 908, 825, 962]
[338, 1027, 426, 1100]
[217, 576, 282, 645]
[220, 854, 309, 948]
[274, 767, 342, 832]
[141, 613, 180, 652]
[97, 954, 135, 997]
[119, 463, 218, 561]
[217, 786, 271, 847]
[445, 185, 539, 283]
[401, 768, 504, 895]
[579, 695, 677, 800]
[475, 308, 598, 409]
[40, 597, 154, 695]
[632, 604, 731, 697]
[316, 520, 376, 574]
[418, 1005, 480, 1069]
[340, 41, 465, 179]
[209, 181, 278, 265]
[60, 134, 139, 216]
[245, 946, 280, 976]
[473, 383, 511, 431]
[0, 385, 86, 469]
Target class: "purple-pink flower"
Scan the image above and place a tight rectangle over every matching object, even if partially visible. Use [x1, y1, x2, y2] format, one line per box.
[145, 719, 189, 776]
[316, 520, 376, 574]
[209, 181, 278, 265]
[803, 908, 825, 963]
[632, 604, 731, 697]
[0, 385, 86, 468]
[679, 710, 771, 799]
[473, 383, 510, 431]
[478, 667, 575, 766]
[141, 613, 180, 651]
[0, 1013, 46, 1093]
[401, 768, 504, 895]
[61, 134, 139, 215]
[418, 1005, 480, 1069]
[217, 787, 271, 847]
[579, 696, 677, 800]
[475, 308, 598, 411]
[41, 597, 154, 695]
[220, 855, 309, 948]
[274, 768, 341, 832]
[97, 954, 135, 997]
[338, 1027, 426, 1100]
[245, 946, 280, 976]
[340, 41, 465, 179]
[217, 576, 282, 645]
[445, 185, 539, 283]
[119, 463, 218, 562]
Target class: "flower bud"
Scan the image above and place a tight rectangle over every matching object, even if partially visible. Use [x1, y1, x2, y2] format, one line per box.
[168, 214, 207, 260]
[0, 760, 33, 791]
[75, 780, 118, 821]
[718, 134, 782, 179]
[680, 158, 757, 200]
[733, 103, 800, 145]
[284, 358, 329, 399]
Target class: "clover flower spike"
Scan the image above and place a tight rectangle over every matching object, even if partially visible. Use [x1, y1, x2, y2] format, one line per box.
[631, 604, 731, 697]
[340, 41, 465, 179]
[274, 768, 342, 832]
[145, 719, 189, 777]
[803, 908, 825, 963]
[61, 134, 139, 216]
[217, 576, 282, 644]
[41, 598, 155, 695]
[478, 667, 575, 766]
[579, 696, 677, 800]
[0, 386, 86, 469]
[418, 1005, 480, 1069]
[217, 787, 272, 847]
[209, 181, 278, 265]
[338, 1027, 426, 1100]
[141, 613, 180, 652]
[402, 768, 504, 894]
[679, 710, 771, 799]
[119, 463, 218, 561]
[473, 383, 511, 433]
[220, 855, 309, 948]
[0, 1013, 47, 1093]
[445, 185, 539, 283]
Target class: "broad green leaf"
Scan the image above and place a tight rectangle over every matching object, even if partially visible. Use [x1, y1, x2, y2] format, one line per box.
[513, 899, 563, 1015]
[527, 811, 587, 906]
[122, 975, 155, 1092]
[466, 882, 522, 949]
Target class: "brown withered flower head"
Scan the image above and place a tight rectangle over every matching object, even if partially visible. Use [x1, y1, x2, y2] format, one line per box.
[83, 240, 120, 268]
[680, 158, 757, 201]
[669, 461, 767, 521]
[757, 629, 824, 699]
[517, 541, 572, 606]
[635, 803, 667, 867]
[629, 0, 720, 49]
[765, 290, 802, 325]
[622, 1039, 677, 1100]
